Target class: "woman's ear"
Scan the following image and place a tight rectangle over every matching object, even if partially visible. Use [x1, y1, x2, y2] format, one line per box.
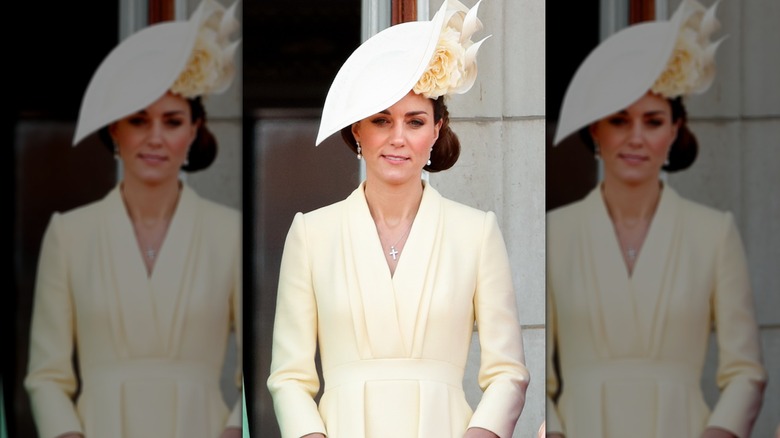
[351, 122, 361, 144]
[433, 119, 443, 142]
[671, 118, 681, 142]
[588, 123, 599, 144]
[190, 118, 202, 145]
[107, 122, 120, 146]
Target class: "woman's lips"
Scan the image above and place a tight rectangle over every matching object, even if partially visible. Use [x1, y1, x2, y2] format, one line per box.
[382, 154, 409, 163]
[618, 152, 648, 164]
[138, 153, 168, 164]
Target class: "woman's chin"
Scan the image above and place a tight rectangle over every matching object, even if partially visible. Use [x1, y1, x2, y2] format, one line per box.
[126, 169, 180, 186]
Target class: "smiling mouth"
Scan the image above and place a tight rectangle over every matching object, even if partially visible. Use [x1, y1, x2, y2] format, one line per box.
[383, 154, 409, 162]
[138, 153, 168, 162]
[618, 153, 648, 163]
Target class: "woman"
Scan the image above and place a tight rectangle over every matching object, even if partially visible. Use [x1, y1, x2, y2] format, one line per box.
[24, 1, 243, 437]
[546, 1, 766, 437]
[267, 1, 529, 437]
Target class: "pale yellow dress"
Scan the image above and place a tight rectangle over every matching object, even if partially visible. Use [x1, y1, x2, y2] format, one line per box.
[25, 184, 242, 438]
[268, 182, 529, 438]
[546, 185, 766, 438]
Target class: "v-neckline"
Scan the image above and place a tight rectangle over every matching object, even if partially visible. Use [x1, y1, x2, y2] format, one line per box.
[597, 184, 665, 280]
[586, 183, 680, 356]
[122, 186, 185, 280]
[103, 184, 200, 356]
[345, 181, 442, 358]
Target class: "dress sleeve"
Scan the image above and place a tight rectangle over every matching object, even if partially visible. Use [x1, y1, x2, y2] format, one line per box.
[467, 211, 531, 438]
[706, 213, 767, 437]
[266, 213, 327, 437]
[24, 213, 84, 438]
[545, 270, 565, 436]
[226, 216, 243, 428]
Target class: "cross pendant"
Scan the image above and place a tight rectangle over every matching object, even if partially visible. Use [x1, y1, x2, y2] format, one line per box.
[389, 246, 399, 261]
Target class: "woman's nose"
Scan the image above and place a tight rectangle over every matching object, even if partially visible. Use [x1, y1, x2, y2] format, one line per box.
[147, 121, 164, 146]
[389, 122, 405, 147]
[627, 121, 644, 147]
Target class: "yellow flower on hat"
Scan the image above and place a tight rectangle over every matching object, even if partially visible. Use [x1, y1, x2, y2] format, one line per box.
[414, 27, 466, 99]
[172, 32, 221, 98]
[414, 0, 489, 99]
[171, 0, 240, 98]
[652, 0, 724, 98]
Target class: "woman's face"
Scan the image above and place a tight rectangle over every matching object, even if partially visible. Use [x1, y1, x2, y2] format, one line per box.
[109, 92, 198, 186]
[352, 91, 442, 187]
[590, 91, 679, 186]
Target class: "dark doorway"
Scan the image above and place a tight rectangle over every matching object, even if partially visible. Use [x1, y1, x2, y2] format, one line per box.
[545, 0, 601, 212]
[7, 1, 119, 437]
[242, 1, 363, 436]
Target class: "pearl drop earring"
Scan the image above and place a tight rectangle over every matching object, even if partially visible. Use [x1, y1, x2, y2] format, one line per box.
[356, 141, 362, 160]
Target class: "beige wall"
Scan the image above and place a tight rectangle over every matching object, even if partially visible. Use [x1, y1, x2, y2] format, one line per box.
[428, 1, 547, 437]
[667, 0, 779, 435]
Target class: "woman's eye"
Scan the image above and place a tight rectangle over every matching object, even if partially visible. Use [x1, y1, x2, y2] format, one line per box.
[128, 117, 147, 126]
[607, 117, 627, 126]
[371, 118, 389, 126]
[646, 118, 664, 127]
[166, 118, 184, 127]
[409, 119, 425, 127]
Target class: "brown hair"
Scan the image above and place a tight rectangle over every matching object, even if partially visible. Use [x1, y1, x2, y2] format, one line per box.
[98, 96, 217, 172]
[339, 96, 461, 172]
[579, 96, 698, 172]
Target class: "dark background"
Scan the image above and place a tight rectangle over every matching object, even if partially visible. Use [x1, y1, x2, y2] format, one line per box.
[545, 0, 601, 213]
[7, 1, 119, 437]
[242, 1, 362, 436]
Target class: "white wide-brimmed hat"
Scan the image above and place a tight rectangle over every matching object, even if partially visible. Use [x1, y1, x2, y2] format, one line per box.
[315, 0, 489, 146]
[553, 0, 724, 146]
[72, 0, 240, 146]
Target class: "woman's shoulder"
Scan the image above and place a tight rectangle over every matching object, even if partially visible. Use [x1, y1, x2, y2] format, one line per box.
[303, 197, 349, 219]
[667, 190, 749, 264]
[670, 191, 738, 242]
[547, 199, 586, 219]
[49, 188, 117, 229]
[546, 192, 592, 230]
[270, 197, 347, 241]
[194, 193, 241, 222]
[421, 181, 490, 219]
[673, 191, 731, 219]
[178, 184, 239, 224]
[299, 183, 368, 223]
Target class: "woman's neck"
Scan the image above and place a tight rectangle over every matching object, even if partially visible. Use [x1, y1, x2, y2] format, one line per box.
[600, 177, 662, 225]
[364, 178, 424, 227]
[121, 178, 181, 225]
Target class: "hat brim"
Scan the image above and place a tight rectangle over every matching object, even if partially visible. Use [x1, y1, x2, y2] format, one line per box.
[72, 1, 209, 146]
[314, 1, 449, 146]
[552, 7, 686, 146]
